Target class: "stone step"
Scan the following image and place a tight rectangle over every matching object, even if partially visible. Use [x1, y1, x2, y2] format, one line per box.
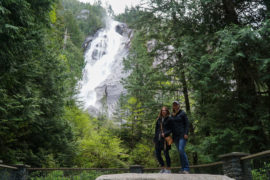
[96, 173, 234, 180]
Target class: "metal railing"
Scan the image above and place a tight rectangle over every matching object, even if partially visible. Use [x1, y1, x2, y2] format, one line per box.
[241, 150, 270, 180]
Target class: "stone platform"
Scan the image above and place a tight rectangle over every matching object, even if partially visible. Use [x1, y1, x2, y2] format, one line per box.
[96, 173, 234, 180]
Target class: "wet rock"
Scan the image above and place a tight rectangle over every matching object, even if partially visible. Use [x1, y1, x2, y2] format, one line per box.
[83, 29, 104, 51]
[77, 9, 90, 20]
[94, 78, 127, 116]
[115, 24, 125, 35]
[82, 36, 94, 50]
[115, 23, 132, 37]
[87, 105, 99, 116]
[92, 49, 99, 60]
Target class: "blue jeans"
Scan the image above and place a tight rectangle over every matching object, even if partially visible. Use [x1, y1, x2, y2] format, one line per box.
[175, 138, 189, 171]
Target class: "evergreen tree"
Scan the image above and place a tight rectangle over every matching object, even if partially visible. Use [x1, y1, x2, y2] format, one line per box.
[116, 0, 270, 163]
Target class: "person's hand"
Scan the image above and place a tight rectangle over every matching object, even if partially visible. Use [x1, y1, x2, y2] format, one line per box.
[184, 134, 188, 140]
[162, 133, 165, 137]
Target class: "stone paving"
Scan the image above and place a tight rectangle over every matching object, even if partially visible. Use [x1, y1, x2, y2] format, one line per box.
[96, 173, 234, 180]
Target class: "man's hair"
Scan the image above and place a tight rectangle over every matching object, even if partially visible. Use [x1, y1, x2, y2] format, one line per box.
[172, 100, 180, 105]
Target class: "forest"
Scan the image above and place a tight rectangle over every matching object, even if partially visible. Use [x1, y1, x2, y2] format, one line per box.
[0, 0, 270, 171]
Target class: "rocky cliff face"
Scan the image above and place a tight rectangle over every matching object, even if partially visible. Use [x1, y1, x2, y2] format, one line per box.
[147, 39, 177, 69]
[77, 19, 133, 117]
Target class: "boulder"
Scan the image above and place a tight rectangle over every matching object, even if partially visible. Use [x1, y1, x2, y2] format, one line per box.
[115, 23, 133, 37]
[77, 9, 90, 20]
[87, 105, 99, 116]
[96, 173, 234, 180]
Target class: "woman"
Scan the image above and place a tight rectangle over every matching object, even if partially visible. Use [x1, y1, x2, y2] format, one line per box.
[153, 106, 173, 173]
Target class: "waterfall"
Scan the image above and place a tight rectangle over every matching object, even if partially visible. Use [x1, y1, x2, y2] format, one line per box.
[77, 18, 132, 116]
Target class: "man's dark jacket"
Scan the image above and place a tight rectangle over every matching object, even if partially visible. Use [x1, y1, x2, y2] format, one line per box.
[171, 109, 189, 141]
[153, 116, 172, 149]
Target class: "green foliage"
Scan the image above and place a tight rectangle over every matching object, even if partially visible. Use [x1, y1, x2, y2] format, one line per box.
[251, 162, 270, 180]
[61, 0, 106, 36]
[113, 0, 270, 167]
[76, 131, 126, 168]
[112, 30, 184, 166]
[116, 7, 154, 29]
[0, 0, 73, 166]
[128, 141, 156, 167]
[64, 105, 127, 168]
[0, 0, 92, 167]
[1, 0, 270, 170]
[30, 170, 102, 180]
[62, 10, 84, 47]
[0, 0, 113, 168]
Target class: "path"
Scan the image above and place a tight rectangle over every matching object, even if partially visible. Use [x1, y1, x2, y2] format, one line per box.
[96, 173, 234, 180]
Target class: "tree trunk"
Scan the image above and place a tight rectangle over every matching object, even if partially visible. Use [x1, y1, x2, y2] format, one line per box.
[222, 0, 238, 24]
[222, 0, 257, 112]
[264, 1, 270, 13]
[63, 28, 68, 50]
[176, 53, 191, 114]
[222, 0, 267, 153]
[180, 71, 191, 113]
[176, 53, 194, 135]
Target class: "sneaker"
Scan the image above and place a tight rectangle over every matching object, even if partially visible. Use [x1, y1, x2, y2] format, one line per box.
[159, 169, 165, 173]
[164, 169, 171, 173]
[182, 170, 190, 174]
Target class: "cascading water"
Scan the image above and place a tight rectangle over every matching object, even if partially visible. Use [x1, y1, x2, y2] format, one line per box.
[77, 18, 132, 116]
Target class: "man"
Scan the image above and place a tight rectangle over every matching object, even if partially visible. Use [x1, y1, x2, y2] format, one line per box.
[171, 101, 190, 174]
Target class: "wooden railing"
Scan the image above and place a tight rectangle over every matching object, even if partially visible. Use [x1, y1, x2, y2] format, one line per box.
[241, 150, 270, 161]
[28, 167, 129, 171]
[0, 164, 18, 170]
[0, 150, 269, 180]
[0, 163, 18, 180]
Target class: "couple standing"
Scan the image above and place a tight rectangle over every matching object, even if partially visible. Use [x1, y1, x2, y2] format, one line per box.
[153, 101, 190, 174]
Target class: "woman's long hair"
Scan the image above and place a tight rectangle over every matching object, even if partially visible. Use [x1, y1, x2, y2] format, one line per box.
[158, 106, 170, 119]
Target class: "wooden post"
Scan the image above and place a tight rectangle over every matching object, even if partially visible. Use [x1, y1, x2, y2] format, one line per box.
[219, 152, 250, 180]
[14, 164, 30, 180]
[241, 159, 253, 180]
[129, 165, 144, 173]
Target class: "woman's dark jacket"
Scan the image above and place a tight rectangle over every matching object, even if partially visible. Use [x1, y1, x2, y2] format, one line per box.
[171, 109, 189, 141]
[153, 116, 173, 150]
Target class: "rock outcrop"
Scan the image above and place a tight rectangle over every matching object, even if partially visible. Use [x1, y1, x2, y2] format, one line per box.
[77, 9, 90, 20]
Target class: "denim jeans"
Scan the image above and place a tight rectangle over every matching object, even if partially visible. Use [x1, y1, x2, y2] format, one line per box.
[175, 138, 189, 171]
[155, 146, 171, 167]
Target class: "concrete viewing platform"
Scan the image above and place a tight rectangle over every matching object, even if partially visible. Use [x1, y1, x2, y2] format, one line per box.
[96, 173, 234, 180]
